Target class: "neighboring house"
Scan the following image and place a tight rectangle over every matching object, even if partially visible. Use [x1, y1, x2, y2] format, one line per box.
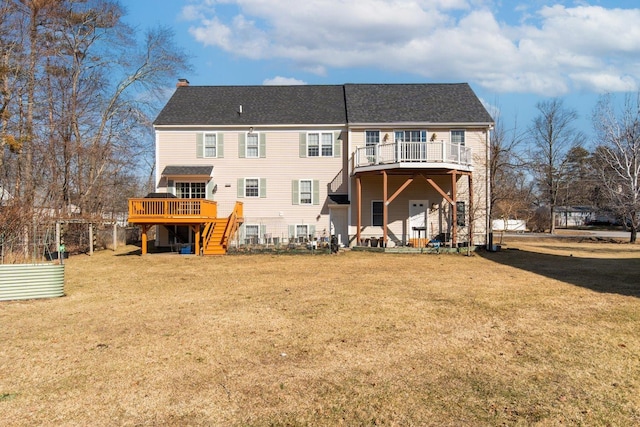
[555, 206, 595, 227]
[149, 80, 493, 250]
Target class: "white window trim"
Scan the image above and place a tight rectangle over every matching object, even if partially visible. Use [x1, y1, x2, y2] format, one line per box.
[244, 177, 260, 198]
[299, 179, 313, 205]
[451, 129, 465, 146]
[244, 224, 260, 244]
[394, 130, 428, 143]
[307, 131, 333, 157]
[203, 132, 217, 158]
[175, 181, 207, 199]
[295, 224, 309, 238]
[246, 132, 259, 158]
[365, 130, 381, 145]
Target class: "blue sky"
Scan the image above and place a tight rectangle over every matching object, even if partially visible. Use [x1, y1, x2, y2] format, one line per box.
[122, 0, 640, 141]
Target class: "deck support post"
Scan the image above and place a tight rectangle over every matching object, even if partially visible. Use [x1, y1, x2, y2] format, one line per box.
[469, 173, 474, 248]
[192, 225, 201, 256]
[382, 170, 388, 247]
[141, 225, 149, 255]
[451, 172, 457, 246]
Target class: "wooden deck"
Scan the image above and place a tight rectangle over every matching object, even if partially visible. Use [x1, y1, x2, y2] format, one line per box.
[128, 199, 218, 224]
[127, 199, 243, 255]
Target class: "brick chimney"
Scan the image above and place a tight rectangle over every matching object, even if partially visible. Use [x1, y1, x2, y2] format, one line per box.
[176, 78, 190, 88]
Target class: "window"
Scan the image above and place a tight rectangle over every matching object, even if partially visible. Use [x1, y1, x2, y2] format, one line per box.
[245, 178, 259, 198]
[296, 224, 308, 239]
[372, 201, 383, 226]
[299, 180, 312, 205]
[246, 133, 259, 158]
[176, 182, 206, 199]
[365, 130, 379, 158]
[366, 130, 380, 145]
[245, 224, 259, 244]
[204, 133, 217, 158]
[321, 133, 333, 156]
[308, 132, 333, 157]
[307, 133, 319, 157]
[395, 130, 427, 143]
[451, 130, 465, 146]
[238, 178, 265, 198]
[292, 179, 319, 205]
[456, 201, 466, 227]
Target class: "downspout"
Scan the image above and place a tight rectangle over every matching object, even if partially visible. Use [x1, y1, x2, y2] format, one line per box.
[485, 125, 492, 249]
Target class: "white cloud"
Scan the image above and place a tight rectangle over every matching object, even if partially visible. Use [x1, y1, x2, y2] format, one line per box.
[569, 72, 637, 93]
[183, 1, 640, 96]
[263, 76, 307, 85]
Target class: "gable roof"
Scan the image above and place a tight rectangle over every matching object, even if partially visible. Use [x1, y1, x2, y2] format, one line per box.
[154, 83, 493, 127]
[154, 85, 347, 126]
[344, 83, 493, 124]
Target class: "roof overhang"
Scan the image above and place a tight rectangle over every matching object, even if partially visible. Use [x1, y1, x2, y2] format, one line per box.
[154, 123, 347, 130]
[161, 165, 213, 178]
[347, 122, 494, 129]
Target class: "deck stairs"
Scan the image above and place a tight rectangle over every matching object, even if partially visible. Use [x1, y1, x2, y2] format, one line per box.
[127, 198, 243, 256]
[202, 202, 243, 255]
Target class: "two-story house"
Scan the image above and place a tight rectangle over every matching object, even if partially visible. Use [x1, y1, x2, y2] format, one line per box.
[138, 80, 493, 253]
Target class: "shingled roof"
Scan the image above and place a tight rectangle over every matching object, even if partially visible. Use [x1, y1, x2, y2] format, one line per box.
[344, 83, 493, 124]
[154, 83, 493, 126]
[154, 85, 347, 126]
[161, 165, 213, 176]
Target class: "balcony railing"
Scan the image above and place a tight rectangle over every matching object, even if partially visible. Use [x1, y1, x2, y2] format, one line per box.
[128, 198, 218, 221]
[354, 141, 472, 168]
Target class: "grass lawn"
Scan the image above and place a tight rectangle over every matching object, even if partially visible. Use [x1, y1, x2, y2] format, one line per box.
[1, 239, 640, 426]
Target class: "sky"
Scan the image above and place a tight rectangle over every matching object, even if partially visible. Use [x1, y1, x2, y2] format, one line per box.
[122, 0, 640, 141]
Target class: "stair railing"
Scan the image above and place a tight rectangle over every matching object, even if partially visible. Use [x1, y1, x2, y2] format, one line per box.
[221, 202, 244, 249]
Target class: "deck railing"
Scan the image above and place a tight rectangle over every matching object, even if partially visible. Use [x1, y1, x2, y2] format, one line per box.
[354, 141, 472, 168]
[128, 198, 218, 219]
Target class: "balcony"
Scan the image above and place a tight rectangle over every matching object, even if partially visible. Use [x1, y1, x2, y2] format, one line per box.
[354, 141, 473, 172]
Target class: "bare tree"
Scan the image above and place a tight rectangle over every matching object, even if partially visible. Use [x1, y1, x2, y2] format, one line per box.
[1, 0, 190, 261]
[489, 102, 528, 222]
[528, 99, 583, 233]
[593, 93, 640, 243]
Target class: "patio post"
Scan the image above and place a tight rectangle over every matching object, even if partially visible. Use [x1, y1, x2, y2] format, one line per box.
[356, 174, 362, 245]
[383, 170, 388, 246]
[451, 172, 457, 246]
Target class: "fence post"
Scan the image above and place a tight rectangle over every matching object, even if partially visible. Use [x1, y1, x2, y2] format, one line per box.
[89, 223, 94, 256]
[113, 222, 117, 251]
